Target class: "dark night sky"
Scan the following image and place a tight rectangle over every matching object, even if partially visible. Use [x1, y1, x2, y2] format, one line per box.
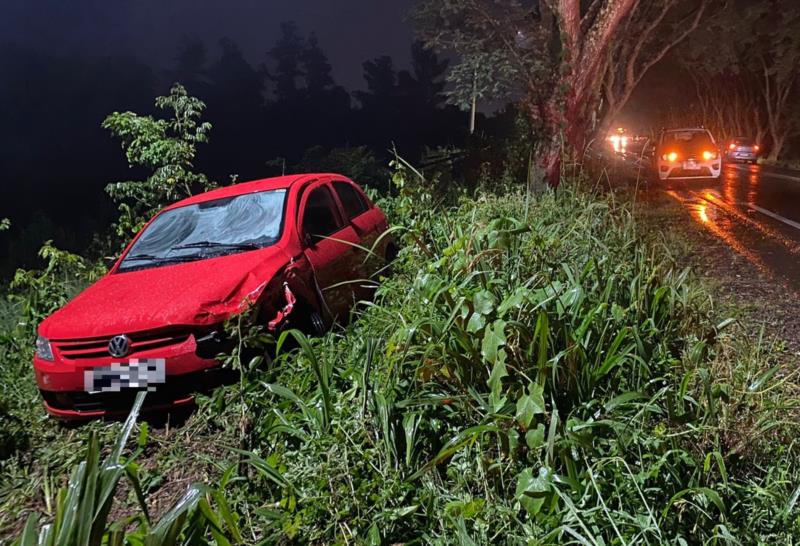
[0, 0, 444, 273]
[0, 0, 416, 91]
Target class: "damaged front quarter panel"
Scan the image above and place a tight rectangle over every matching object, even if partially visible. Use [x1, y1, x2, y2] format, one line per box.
[193, 272, 271, 324]
[192, 253, 321, 332]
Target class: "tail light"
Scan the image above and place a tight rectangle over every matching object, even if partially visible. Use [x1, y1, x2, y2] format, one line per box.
[702, 150, 718, 161]
[754, 145, 760, 152]
[662, 152, 679, 162]
[729, 143, 736, 150]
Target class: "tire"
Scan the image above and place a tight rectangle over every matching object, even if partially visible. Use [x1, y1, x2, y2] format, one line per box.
[291, 304, 327, 337]
[308, 310, 326, 336]
[384, 243, 399, 275]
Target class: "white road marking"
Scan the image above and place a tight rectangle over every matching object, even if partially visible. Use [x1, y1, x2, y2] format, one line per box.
[730, 163, 800, 182]
[691, 189, 800, 236]
[743, 203, 800, 232]
[719, 164, 800, 231]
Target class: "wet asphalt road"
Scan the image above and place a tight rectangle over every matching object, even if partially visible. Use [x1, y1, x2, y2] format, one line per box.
[654, 162, 800, 291]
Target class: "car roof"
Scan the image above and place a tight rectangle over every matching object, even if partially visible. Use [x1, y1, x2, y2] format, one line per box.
[163, 173, 344, 210]
[664, 128, 707, 133]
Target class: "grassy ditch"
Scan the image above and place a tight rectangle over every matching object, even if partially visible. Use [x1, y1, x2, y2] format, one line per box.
[2, 174, 800, 544]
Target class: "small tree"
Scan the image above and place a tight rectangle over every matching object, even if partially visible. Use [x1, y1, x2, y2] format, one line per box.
[102, 83, 215, 238]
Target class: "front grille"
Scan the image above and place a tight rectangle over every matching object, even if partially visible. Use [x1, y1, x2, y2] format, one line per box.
[52, 328, 192, 360]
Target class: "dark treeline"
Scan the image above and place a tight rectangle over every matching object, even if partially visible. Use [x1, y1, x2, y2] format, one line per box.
[0, 22, 503, 275]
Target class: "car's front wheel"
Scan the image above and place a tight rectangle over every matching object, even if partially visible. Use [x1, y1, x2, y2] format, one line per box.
[289, 300, 328, 337]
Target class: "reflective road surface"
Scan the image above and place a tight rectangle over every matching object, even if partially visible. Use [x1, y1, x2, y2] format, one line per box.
[660, 163, 800, 291]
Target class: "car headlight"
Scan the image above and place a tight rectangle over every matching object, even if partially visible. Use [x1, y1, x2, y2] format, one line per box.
[35, 336, 54, 361]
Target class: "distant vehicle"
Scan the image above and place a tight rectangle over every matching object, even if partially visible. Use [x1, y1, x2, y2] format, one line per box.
[608, 127, 630, 154]
[655, 128, 721, 181]
[33, 174, 394, 420]
[725, 137, 760, 164]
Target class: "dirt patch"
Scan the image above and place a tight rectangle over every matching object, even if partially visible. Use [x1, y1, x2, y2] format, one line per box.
[634, 185, 800, 356]
[105, 409, 238, 528]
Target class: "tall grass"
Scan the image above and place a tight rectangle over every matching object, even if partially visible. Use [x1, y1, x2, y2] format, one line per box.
[3, 172, 800, 543]
[170, 174, 793, 543]
[12, 392, 241, 546]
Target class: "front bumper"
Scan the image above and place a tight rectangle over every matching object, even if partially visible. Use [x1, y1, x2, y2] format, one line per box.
[41, 391, 197, 421]
[34, 332, 228, 420]
[658, 160, 721, 180]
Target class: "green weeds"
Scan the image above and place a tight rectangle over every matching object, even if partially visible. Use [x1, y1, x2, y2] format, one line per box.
[2, 170, 800, 544]
[12, 392, 241, 546]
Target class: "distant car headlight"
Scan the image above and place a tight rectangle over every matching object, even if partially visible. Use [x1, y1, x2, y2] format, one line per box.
[35, 336, 54, 361]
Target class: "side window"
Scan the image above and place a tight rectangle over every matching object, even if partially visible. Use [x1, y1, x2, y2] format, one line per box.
[302, 186, 343, 241]
[333, 181, 368, 219]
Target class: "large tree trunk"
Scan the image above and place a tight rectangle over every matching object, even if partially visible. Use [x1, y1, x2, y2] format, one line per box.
[528, 0, 638, 187]
[756, 127, 767, 147]
[768, 133, 786, 161]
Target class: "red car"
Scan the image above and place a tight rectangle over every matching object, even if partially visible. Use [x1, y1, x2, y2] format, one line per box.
[34, 174, 393, 420]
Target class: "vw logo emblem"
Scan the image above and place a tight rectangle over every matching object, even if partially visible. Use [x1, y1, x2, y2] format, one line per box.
[108, 335, 131, 358]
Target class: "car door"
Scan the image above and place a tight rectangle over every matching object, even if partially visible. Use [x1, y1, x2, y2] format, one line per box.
[298, 181, 361, 319]
[331, 180, 381, 298]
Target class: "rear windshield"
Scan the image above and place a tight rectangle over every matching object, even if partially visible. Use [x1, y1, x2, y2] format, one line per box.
[732, 138, 754, 146]
[118, 189, 286, 272]
[662, 131, 714, 149]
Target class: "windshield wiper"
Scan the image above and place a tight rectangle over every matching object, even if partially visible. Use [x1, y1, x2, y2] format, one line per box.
[123, 253, 200, 263]
[171, 241, 263, 251]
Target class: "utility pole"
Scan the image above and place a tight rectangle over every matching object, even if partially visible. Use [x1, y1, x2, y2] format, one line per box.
[469, 67, 477, 134]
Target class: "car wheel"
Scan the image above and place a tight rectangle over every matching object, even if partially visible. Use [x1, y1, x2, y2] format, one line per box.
[384, 243, 399, 274]
[308, 310, 326, 336]
[290, 302, 328, 337]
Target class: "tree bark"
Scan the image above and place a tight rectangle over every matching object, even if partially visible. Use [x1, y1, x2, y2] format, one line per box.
[768, 132, 786, 161]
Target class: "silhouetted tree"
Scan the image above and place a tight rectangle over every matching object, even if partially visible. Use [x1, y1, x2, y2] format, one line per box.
[204, 37, 266, 178]
[170, 38, 210, 94]
[268, 22, 305, 102]
[355, 45, 459, 160]
[208, 38, 264, 114]
[299, 34, 353, 148]
[409, 41, 448, 109]
[355, 56, 397, 110]
[302, 34, 334, 93]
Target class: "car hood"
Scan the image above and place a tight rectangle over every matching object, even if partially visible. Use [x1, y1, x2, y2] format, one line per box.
[40, 246, 292, 339]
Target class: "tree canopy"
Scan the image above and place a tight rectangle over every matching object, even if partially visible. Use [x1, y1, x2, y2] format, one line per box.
[413, 0, 713, 184]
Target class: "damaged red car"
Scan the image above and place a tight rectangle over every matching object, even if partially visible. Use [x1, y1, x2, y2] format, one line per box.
[34, 174, 394, 420]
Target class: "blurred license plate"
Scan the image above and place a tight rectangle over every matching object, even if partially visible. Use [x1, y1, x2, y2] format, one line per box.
[84, 358, 166, 393]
